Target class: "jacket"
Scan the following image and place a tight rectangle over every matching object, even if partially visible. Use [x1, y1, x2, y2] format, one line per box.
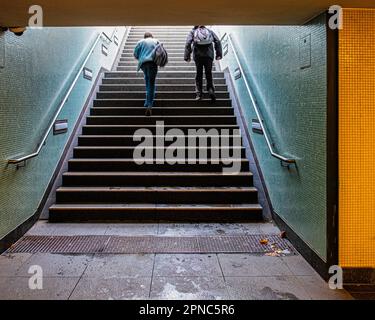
[184, 26, 223, 61]
[133, 37, 159, 71]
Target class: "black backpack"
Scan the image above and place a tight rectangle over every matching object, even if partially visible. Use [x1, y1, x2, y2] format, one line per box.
[153, 42, 168, 67]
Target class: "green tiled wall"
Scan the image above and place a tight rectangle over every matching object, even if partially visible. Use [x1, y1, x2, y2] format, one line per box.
[0, 27, 125, 240]
[216, 14, 328, 260]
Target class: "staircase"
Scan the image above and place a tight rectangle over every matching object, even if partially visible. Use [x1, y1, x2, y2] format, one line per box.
[49, 26, 263, 222]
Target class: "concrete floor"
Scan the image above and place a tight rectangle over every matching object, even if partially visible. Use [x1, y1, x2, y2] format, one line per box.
[0, 221, 353, 300]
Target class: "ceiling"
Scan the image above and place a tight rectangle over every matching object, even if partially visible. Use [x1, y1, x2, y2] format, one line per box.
[1, 0, 375, 26]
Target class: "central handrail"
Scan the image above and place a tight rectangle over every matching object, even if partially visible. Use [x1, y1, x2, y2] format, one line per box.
[8, 29, 120, 165]
[221, 33, 296, 165]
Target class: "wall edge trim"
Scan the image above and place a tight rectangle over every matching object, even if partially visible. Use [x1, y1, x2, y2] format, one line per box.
[272, 210, 330, 280]
[325, 10, 340, 270]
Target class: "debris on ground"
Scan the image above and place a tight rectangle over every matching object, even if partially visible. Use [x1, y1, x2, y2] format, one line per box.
[280, 231, 287, 238]
[265, 242, 291, 257]
[260, 238, 269, 245]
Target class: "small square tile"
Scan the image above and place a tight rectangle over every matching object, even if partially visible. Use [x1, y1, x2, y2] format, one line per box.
[154, 254, 222, 277]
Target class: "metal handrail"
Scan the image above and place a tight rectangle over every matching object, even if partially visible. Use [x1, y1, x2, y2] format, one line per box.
[8, 29, 119, 165]
[221, 33, 296, 165]
[102, 30, 115, 43]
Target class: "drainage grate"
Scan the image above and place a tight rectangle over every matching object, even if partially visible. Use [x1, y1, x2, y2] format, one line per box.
[7, 235, 296, 254]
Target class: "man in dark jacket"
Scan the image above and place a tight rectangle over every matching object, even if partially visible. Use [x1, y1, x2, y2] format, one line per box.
[184, 26, 223, 101]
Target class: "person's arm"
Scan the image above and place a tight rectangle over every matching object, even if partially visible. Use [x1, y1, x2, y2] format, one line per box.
[184, 30, 194, 62]
[134, 41, 141, 60]
[212, 31, 223, 60]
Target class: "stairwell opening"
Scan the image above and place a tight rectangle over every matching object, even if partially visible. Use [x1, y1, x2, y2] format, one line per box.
[47, 26, 265, 223]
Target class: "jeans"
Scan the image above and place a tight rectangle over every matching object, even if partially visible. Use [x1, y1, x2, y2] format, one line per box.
[194, 57, 214, 94]
[141, 61, 158, 108]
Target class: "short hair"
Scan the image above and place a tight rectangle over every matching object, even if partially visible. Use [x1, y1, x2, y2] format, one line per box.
[144, 32, 153, 39]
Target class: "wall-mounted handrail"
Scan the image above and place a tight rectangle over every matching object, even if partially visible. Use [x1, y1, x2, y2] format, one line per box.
[221, 33, 296, 165]
[8, 29, 121, 165]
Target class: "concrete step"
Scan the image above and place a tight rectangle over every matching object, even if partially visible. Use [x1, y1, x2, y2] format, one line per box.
[118, 61, 200, 67]
[96, 91, 229, 100]
[116, 66, 200, 72]
[124, 45, 184, 50]
[56, 187, 258, 204]
[127, 37, 188, 42]
[105, 72, 224, 79]
[86, 115, 237, 126]
[119, 59, 186, 65]
[104, 71, 225, 78]
[126, 40, 186, 45]
[93, 99, 231, 108]
[78, 135, 242, 147]
[121, 53, 186, 59]
[49, 203, 263, 222]
[90, 107, 234, 116]
[73, 146, 246, 159]
[116, 65, 216, 71]
[62, 171, 253, 187]
[130, 29, 190, 33]
[129, 29, 190, 33]
[102, 78, 226, 85]
[82, 124, 240, 135]
[99, 84, 228, 92]
[123, 49, 185, 54]
[124, 46, 185, 51]
[68, 159, 250, 172]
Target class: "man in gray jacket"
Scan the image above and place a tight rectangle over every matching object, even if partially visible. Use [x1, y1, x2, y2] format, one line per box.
[184, 26, 223, 101]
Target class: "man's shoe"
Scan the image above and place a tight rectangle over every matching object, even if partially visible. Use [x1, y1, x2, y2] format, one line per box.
[195, 93, 203, 101]
[208, 88, 216, 102]
[145, 108, 152, 116]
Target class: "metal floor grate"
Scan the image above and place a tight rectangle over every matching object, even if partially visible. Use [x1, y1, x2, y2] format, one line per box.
[6, 235, 296, 254]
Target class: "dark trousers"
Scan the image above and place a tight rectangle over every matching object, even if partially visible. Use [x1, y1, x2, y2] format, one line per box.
[141, 61, 158, 108]
[194, 57, 214, 94]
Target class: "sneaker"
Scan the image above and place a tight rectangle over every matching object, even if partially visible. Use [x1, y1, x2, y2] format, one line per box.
[195, 93, 203, 101]
[208, 88, 216, 102]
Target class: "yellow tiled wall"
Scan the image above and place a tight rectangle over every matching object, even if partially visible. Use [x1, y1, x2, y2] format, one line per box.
[339, 8, 375, 268]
